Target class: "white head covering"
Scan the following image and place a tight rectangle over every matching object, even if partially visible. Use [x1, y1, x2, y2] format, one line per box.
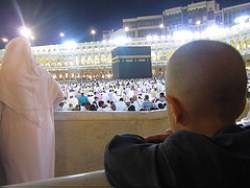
[0, 37, 63, 123]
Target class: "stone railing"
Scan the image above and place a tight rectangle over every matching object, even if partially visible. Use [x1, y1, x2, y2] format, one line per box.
[0, 110, 169, 185]
[1, 106, 249, 186]
[4, 170, 111, 187]
[54, 111, 168, 176]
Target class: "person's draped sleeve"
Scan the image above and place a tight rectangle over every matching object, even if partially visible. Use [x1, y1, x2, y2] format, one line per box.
[0, 102, 3, 119]
[104, 134, 176, 188]
[48, 75, 64, 110]
[0, 102, 2, 113]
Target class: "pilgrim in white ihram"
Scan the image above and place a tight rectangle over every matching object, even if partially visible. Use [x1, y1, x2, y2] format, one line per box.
[0, 37, 64, 184]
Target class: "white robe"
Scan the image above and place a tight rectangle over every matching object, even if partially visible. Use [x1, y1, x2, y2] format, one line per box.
[115, 101, 127, 111]
[0, 37, 64, 184]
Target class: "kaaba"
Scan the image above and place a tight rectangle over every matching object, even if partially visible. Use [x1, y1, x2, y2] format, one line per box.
[112, 46, 152, 79]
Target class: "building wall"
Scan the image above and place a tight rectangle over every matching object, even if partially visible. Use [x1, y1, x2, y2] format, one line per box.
[0, 38, 174, 79]
[221, 2, 250, 26]
[123, 15, 163, 38]
[123, 1, 220, 37]
[123, 1, 250, 38]
[1, 25, 250, 79]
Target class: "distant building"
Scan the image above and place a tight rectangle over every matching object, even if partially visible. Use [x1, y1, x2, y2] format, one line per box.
[123, 15, 163, 38]
[123, 0, 250, 38]
[102, 30, 114, 40]
[163, 1, 219, 33]
[217, 2, 250, 26]
[103, 29, 127, 40]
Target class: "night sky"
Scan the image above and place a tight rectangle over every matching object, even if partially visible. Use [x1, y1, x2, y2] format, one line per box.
[0, 0, 250, 47]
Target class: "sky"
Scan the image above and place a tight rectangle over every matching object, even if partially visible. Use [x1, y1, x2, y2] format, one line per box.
[0, 0, 250, 47]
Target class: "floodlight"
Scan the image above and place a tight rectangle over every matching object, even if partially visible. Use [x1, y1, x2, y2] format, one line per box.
[234, 15, 250, 24]
[112, 36, 130, 45]
[146, 35, 152, 41]
[91, 29, 96, 35]
[160, 35, 166, 40]
[63, 40, 77, 48]
[196, 20, 201, 25]
[2, 38, 8, 43]
[159, 24, 164, 29]
[19, 26, 32, 38]
[124, 26, 129, 32]
[202, 25, 225, 38]
[30, 35, 35, 40]
[152, 35, 159, 41]
[172, 30, 194, 41]
[59, 32, 65, 37]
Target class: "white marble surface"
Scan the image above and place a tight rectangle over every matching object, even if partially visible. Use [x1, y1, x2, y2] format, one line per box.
[4, 170, 111, 187]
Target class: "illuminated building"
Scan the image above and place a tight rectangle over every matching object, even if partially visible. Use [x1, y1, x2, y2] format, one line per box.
[123, 1, 250, 38]
[1, 1, 250, 79]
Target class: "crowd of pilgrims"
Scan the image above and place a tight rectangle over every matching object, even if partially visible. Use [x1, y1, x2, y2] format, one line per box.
[56, 78, 167, 112]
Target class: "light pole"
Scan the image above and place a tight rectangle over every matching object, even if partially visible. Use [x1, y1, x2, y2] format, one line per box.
[195, 20, 201, 34]
[18, 26, 33, 39]
[124, 26, 129, 32]
[124, 26, 129, 37]
[59, 32, 65, 38]
[196, 20, 201, 25]
[159, 23, 164, 29]
[30, 35, 35, 41]
[91, 29, 96, 41]
[159, 23, 165, 35]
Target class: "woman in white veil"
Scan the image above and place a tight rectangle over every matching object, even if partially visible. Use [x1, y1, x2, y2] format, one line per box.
[0, 37, 64, 184]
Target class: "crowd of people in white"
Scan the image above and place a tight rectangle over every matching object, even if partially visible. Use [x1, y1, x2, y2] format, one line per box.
[57, 79, 167, 112]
